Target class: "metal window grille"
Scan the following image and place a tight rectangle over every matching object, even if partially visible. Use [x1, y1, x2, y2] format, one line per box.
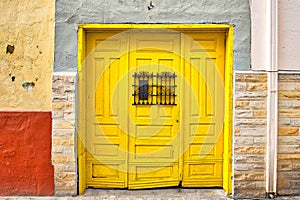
[132, 71, 177, 105]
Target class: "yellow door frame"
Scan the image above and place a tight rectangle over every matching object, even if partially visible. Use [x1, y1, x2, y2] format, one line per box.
[78, 24, 234, 195]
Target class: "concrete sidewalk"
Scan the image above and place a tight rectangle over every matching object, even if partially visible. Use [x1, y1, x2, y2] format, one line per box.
[1, 188, 300, 200]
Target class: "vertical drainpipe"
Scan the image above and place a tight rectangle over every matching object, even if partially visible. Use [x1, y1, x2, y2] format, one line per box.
[265, 0, 278, 198]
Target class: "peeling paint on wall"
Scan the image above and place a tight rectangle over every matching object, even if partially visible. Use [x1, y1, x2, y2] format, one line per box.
[54, 0, 251, 71]
[0, 0, 54, 111]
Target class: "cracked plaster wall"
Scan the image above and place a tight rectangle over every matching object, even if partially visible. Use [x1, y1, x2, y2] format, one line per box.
[0, 0, 54, 110]
[54, 0, 251, 71]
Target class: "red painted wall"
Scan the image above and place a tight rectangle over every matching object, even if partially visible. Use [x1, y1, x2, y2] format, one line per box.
[0, 112, 54, 196]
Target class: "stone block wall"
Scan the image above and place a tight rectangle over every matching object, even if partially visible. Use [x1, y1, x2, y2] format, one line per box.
[233, 73, 268, 198]
[278, 73, 300, 196]
[52, 72, 77, 196]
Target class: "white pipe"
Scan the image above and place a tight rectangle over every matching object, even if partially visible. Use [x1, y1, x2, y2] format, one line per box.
[265, 0, 278, 196]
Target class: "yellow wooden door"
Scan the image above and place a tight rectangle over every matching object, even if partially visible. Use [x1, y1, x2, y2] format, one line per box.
[181, 32, 225, 187]
[82, 29, 226, 190]
[85, 32, 129, 188]
[128, 30, 181, 189]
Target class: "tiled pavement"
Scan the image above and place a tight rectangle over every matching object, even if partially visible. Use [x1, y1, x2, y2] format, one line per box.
[1, 188, 300, 200]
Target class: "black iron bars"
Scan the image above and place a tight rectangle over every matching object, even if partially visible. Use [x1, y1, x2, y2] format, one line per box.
[132, 71, 177, 105]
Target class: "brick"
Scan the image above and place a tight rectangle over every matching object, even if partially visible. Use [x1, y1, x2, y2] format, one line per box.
[292, 100, 300, 108]
[279, 92, 300, 100]
[253, 110, 267, 118]
[235, 146, 265, 154]
[246, 83, 267, 91]
[235, 100, 250, 109]
[279, 127, 299, 136]
[291, 118, 300, 126]
[235, 73, 267, 83]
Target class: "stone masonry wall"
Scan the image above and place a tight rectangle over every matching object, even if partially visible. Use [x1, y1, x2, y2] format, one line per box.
[278, 73, 300, 196]
[52, 72, 77, 196]
[234, 73, 267, 198]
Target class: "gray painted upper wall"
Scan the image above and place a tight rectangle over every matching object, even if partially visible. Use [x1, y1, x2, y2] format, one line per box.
[54, 0, 250, 71]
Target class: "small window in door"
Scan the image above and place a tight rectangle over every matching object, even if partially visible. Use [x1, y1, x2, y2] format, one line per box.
[132, 72, 177, 105]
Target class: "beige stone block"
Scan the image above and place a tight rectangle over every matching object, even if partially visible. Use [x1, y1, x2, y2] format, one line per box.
[52, 110, 64, 118]
[234, 172, 265, 181]
[279, 145, 300, 154]
[249, 101, 267, 109]
[235, 110, 253, 118]
[279, 92, 300, 100]
[253, 137, 266, 145]
[235, 127, 241, 136]
[279, 127, 299, 136]
[234, 189, 265, 199]
[52, 94, 68, 102]
[253, 110, 267, 118]
[234, 163, 264, 171]
[235, 119, 267, 126]
[278, 136, 300, 145]
[52, 146, 63, 153]
[53, 120, 75, 129]
[52, 137, 61, 146]
[64, 85, 75, 93]
[235, 101, 250, 109]
[239, 128, 266, 136]
[52, 102, 64, 110]
[53, 155, 68, 163]
[278, 118, 291, 126]
[279, 82, 296, 91]
[278, 100, 293, 109]
[235, 146, 265, 154]
[235, 82, 247, 91]
[234, 154, 265, 163]
[234, 137, 254, 145]
[55, 173, 76, 181]
[235, 91, 267, 99]
[278, 154, 300, 161]
[279, 74, 300, 81]
[246, 83, 267, 91]
[279, 109, 300, 118]
[278, 162, 293, 171]
[52, 129, 74, 137]
[234, 181, 256, 189]
[235, 73, 267, 83]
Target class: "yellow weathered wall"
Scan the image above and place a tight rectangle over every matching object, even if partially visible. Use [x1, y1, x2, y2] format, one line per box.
[0, 0, 54, 111]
